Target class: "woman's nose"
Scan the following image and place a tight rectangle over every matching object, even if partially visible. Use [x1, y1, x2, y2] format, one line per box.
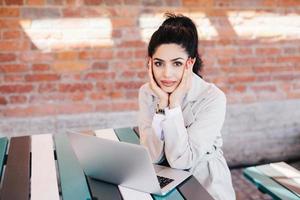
[163, 66, 171, 77]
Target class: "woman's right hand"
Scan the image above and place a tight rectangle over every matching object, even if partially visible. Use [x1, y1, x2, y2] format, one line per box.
[148, 58, 169, 109]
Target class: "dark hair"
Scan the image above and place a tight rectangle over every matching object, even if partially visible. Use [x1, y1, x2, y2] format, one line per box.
[148, 13, 203, 78]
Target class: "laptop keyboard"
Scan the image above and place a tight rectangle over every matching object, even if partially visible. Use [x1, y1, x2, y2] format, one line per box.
[157, 176, 174, 188]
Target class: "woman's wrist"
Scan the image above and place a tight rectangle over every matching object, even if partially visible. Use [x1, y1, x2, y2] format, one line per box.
[158, 99, 168, 109]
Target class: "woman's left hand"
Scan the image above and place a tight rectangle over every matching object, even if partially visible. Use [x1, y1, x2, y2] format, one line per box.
[169, 58, 194, 109]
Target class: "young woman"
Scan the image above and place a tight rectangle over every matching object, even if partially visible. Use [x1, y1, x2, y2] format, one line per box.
[138, 13, 236, 200]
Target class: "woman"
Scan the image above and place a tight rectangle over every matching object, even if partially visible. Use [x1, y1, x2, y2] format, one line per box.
[138, 13, 236, 200]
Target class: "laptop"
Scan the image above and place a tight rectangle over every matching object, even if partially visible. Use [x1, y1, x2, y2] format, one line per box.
[67, 132, 191, 196]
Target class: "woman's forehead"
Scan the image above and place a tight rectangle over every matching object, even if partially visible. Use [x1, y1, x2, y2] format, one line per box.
[153, 44, 188, 60]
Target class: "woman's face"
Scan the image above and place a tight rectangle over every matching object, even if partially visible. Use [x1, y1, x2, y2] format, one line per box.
[151, 44, 189, 93]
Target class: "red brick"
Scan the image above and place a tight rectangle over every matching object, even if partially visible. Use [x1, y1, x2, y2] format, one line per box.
[32, 63, 50, 71]
[272, 74, 294, 81]
[0, 41, 28, 51]
[287, 92, 300, 99]
[103, 0, 122, 5]
[137, 71, 147, 79]
[115, 81, 144, 89]
[110, 91, 123, 99]
[250, 85, 277, 92]
[0, 84, 33, 93]
[96, 82, 110, 91]
[0, 19, 20, 29]
[89, 93, 106, 100]
[79, 50, 113, 60]
[111, 17, 137, 28]
[26, 0, 44, 5]
[84, 0, 102, 5]
[125, 91, 138, 99]
[19, 51, 54, 63]
[57, 103, 94, 114]
[228, 75, 256, 84]
[238, 48, 253, 55]
[4, 0, 23, 5]
[0, 64, 28, 73]
[255, 48, 280, 55]
[232, 85, 247, 93]
[91, 62, 108, 70]
[115, 50, 133, 59]
[118, 41, 146, 48]
[25, 74, 60, 82]
[111, 101, 138, 111]
[4, 75, 24, 82]
[62, 7, 102, 17]
[278, 0, 299, 6]
[0, 53, 16, 62]
[3, 30, 22, 40]
[67, 93, 86, 101]
[3, 105, 57, 117]
[121, 71, 136, 78]
[53, 61, 88, 73]
[59, 83, 93, 92]
[276, 56, 300, 63]
[84, 72, 115, 80]
[46, 0, 63, 5]
[56, 51, 78, 60]
[0, 96, 7, 105]
[21, 8, 60, 19]
[0, 8, 20, 17]
[135, 49, 147, 58]
[9, 95, 27, 104]
[95, 102, 112, 112]
[38, 83, 57, 93]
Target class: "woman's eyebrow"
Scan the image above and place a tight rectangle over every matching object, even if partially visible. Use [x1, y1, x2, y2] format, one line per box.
[153, 57, 184, 61]
[171, 57, 184, 61]
[153, 58, 164, 62]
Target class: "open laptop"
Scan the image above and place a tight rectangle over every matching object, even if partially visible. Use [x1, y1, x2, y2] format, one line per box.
[67, 132, 191, 196]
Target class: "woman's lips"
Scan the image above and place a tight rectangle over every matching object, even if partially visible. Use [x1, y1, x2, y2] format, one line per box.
[161, 80, 176, 87]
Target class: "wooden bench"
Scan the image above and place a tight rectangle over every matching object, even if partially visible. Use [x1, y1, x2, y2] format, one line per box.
[243, 162, 300, 200]
[0, 127, 214, 200]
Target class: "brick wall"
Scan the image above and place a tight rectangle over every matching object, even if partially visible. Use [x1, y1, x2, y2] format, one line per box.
[1, 0, 300, 166]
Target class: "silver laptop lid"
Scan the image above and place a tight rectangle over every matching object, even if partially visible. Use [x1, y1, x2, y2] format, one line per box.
[67, 133, 162, 194]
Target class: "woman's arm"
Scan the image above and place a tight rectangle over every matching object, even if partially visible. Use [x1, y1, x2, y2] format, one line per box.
[162, 90, 226, 170]
[138, 85, 165, 164]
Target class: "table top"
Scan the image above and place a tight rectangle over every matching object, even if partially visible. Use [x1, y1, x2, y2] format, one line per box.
[0, 127, 214, 200]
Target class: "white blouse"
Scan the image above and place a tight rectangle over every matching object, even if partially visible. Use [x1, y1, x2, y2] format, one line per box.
[138, 73, 236, 200]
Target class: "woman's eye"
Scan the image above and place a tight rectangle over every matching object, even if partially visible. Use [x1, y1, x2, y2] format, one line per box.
[174, 62, 183, 67]
[154, 62, 162, 67]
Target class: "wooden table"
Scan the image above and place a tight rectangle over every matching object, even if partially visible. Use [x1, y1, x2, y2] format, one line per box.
[0, 127, 214, 200]
[243, 162, 300, 200]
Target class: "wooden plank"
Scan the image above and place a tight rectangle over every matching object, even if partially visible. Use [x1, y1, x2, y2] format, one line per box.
[118, 186, 153, 200]
[87, 177, 123, 200]
[54, 133, 91, 200]
[133, 126, 140, 137]
[243, 166, 300, 200]
[114, 127, 140, 145]
[94, 128, 119, 141]
[0, 136, 30, 200]
[256, 163, 300, 198]
[0, 137, 8, 178]
[31, 134, 60, 200]
[177, 176, 214, 200]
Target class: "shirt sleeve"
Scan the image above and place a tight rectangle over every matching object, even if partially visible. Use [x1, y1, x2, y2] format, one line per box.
[138, 86, 165, 164]
[152, 114, 165, 141]
[162, 91, 227, 170]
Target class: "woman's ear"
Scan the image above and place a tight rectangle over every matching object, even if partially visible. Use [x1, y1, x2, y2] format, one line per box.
[191, 57, 196, 66]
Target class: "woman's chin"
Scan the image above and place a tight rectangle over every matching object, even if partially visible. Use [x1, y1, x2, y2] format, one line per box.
[161, 86, 176, 93]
